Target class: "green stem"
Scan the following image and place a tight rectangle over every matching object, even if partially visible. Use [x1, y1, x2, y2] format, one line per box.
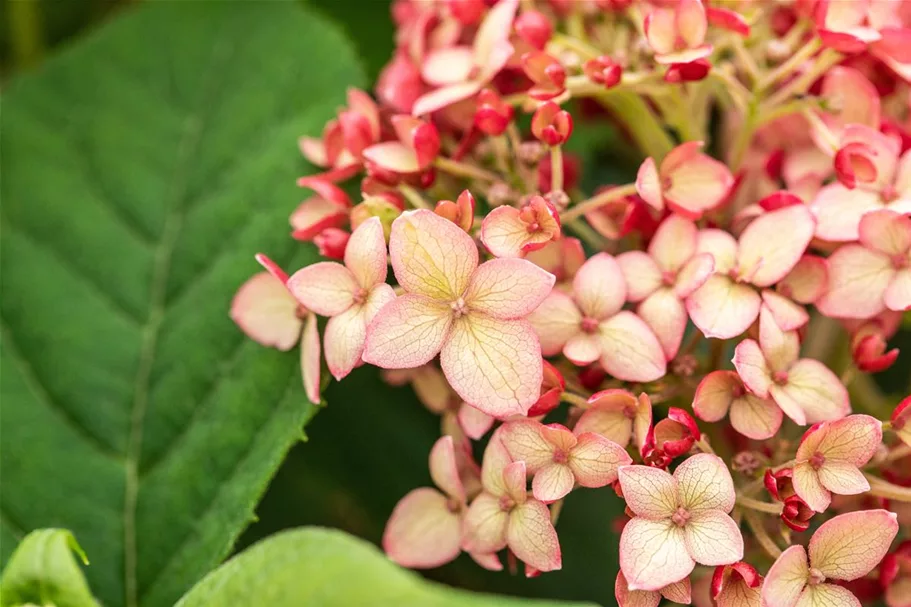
[9, 0, 45, 68]
[434, 157, 499, 182]
[550, 145, 564, 193]
[596, 90, 675, 162]
[757, 37, 821, 92]
[560, 183, 637, 223]
[865, 474, 911, 502]
[560, 392, 590, 409]
[737, 495, 784, 515]
[398, 185, 431, 210]
[744, 510, 783, 559]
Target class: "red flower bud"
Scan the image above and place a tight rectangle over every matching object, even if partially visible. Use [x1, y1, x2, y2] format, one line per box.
[531, 102, 573, 146]
[892, 396, 911, 433]
[664, 59, 711, 83]
[781, 495, 814, 531]
[852, 330, 899, 373]
[314, 228, 350, 260]
[474, 89, 514, 136]
[446, 0, 486, 25]
[758, 190, 804, 211]
[435, 189, 476, 232]
[712, 562, 762, 599]
[834, 141, 878, 189]
[376, 53, 424, 114]
[515, 10, 553, 50]
[651, 408, 701, 458]
[706, 7, 750, 37]
[765, 467, 796, 502]
[527, 360, 566, 416]
[522, 51, 567, 101]
[583, 56, 623, 88]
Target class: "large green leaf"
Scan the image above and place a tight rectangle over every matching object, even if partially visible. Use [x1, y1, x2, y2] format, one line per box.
[0, 2, 363, 606]
[177, 527, 599, 607]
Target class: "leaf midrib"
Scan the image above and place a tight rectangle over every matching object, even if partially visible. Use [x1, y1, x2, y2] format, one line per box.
[122, 34, 235, 607]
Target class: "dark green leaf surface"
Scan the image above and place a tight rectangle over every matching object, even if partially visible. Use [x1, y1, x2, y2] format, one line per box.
[0, 2, 363, 606]
[177, 527, 600, 607]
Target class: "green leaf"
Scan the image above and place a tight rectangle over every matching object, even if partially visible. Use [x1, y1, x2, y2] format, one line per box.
[0, 529, 100, 607]
[0, 3, 363, 606]
[177, 527, 599, 607]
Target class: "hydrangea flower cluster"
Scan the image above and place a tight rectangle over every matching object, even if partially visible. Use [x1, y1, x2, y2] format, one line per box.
[231, 1, 911, 604]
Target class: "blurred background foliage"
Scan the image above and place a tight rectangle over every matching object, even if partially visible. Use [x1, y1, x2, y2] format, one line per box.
[3, 1, 909, 606]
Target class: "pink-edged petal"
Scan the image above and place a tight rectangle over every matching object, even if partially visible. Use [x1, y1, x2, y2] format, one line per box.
[684, 510, 744, 566]
[664, 149, 734, 218]
[430, 435, 466, 502]
[301, 313, 321, 404]
[568, 432, 631, 487]
[500, 419, 557, 472]
[618, 465, 678, 520]
[771, 359, 850, 425]
[693, 371, 739, 422]
[644, 8, 678, 56]
[462, 492, 509, 554]
[761, 290, 809, 332]
[473, 0, 518, 67]
[817, 460, 869, 496]
[362, 141, 421, 173]
[457, 403, 494, 440]
[677, 0, 708, 47]
[598, 311, 667, 382]
[324, 305, 368, 380]
[383, 487, 462, 568]
[762, 545, 809, 607]
[675, 453, 736, 513]
[620, 518, 695, 592]
[636, 157, 664, 211]
[859, 209, 911, 256]
[469, 551, 503, 571]
[661, 578, 691, 604]
[758, 306, 799, 371]
[481, 206, 533, 259]
[732, 340, 772, 398]
[817, 244, 893, 319]
[563, 332, 602, 366]
[651, 214, 699, 274]
[464, 258, 556, 319]
[696, 229, 738, 274]
[730, 394, 783, 441]
[422, 46, 474, 86]
[480, 433, 513, 496]
[531, 463, 574, 502]
[503, 460, 528, 504]
[440, 316, 542, 418]
[686, 275, 761, 339]
[230, 273, 302, 351]
[389, 209, 478, 301]
[528, 290, 582, 356]
[737, 205, 816, 287]
[507, 499, 562, 572]
[779, 255, 829, 305]
[362, 294, 452, 369]
[412, 82, 483, 117]
[815, 414, 883, 465]
[809, 510, 899, 580]
[287, 262, 357, 316]
[573, 253, 627, 319]
[616, 251, 662, 302]
[886, 268, 911, 311]
[289, 197, 348, 238]
[716, 578, 761, 607]
[795, 585, 861, 607]
[675, 253, 714, 298]
[615, 571, 661, 607]
[792, 463, 831, 512]
[638, 288, 686, 360]
[345, 217, 388, 289]
[810, 184, 882, 242]
[574, 391, 637, 446]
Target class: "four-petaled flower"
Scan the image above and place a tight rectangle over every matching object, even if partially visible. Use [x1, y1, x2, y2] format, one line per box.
[573, 390, 652, 451]
[693, 370, 782, 440]
[643, 0, 713, 64]
[481, 195, 561, 259]
[618, 453, 743, 591]
[363, 209, 555, 418]
[636, 141, 734, 219]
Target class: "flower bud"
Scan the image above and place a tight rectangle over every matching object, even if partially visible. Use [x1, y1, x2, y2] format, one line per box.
[781, 495, 814, 531]
[350, 195, 403, 237]
[435, 190, 476, 232]
[338, 109, 375, 159]
[532, 102, 573, 146]
[852, 326, 899, 373]
[892, 396, 911, 446]
[758, 190, 803, 211]
[515, 10, 553, 50]
[583, 56, 623, 88]
[522, 52, 567, 101]
[314, 227, 350, 260]
[764, 467, 796, 501]
[527, 361, 565, 417]
[376, 53, 424, 114]
[392, 115, 441, 169]
[712, 562, 761, 600]
[474, 89, 514, 136]
[834, 141, 878, 189]
[664, 59, 711, 83]
[652, 407, 701, 458]
[446, 0, 485, 25]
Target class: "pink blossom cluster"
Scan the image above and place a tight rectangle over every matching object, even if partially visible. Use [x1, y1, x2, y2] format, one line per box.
[231, 1, 911, 605]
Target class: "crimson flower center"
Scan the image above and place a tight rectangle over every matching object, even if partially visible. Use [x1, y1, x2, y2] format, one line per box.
[671, 506, 691, 527]
[773, 370, 789, 385]
[445, 497, 462, 514]
[581, 317, 600, 334]
[353, 287, 368, 305]
[809, 452, 826, 470]
[553, 449, 568, 464]
[892, 253, 909, 270]
[623, 404, 637, 420]
[450, 297, 469, 318]
[498, 495, 516, 512]
[661, 270, 676, 286]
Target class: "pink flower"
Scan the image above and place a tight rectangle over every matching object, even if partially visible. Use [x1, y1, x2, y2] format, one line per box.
[712, 562, 762, 607]
[383, 435, 478, 568]
[643, 0, 713, 64]
[616, 214, 714, 359]
[521, 51, 566, 101]
[636, 142, 734, 219]
[362, 115, 440, 175]
[791, 414, 882, 512]
[816, 0, 911, 72]
[531, 102, 573, 146]
[481, 195, 561, 258]
[574, 390, 652, 451]
[290, 177, 352, 242]
[761, 510, 898, 607]
[286, 218, 396, 380]
[615, 570, 692, 607]
[230, 255, 321, 404]
[435, 189, 476, 233]
[693, 370, 782, 441]
[644, 407, 701, 462]
[528, 253, 667, 382]
[584, 55, 623, 89]
[412, 0, 517, 116]
[687, 204, 816, 339]
[776, 254, 829, 306]
[618, 454, 743, 591]
[732, 307, 849, 426]
[473, 89, 514, 136]
[525, 237, 585, 284]
[461, 433, 562, 572]
[499, 418, 631, 503]
[299, 88, 380, 180]
[817, 210, 911, 319]
[881, 541, 911, 607]
[363, 209, 555, 418]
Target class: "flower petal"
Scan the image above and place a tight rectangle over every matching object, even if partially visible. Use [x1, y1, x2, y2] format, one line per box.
[677, 0, 708, 47]
[886, 268, 911, 312]
[569, 432, 631, 487]
[732, 339, 773, 398]
[345, 217, 388, 289]
[762, 545, 809, 607]
[440, 316, 542, 417]
[383, 488, 462, 568]
[598, 311, 667, 382]
[362, 294, 452, 369]
[500, 419, 557, 472]
[362, 141, 421, 173]
[778, 255, 829, 305]
[324, 305, 368, 380]
[620, 518, 695, 592]
[675, 253, 714, 298]
[616, 252, 662, 302]
[301, 313, 321, 404]
[817, 460, 869, 497]
[730, 394, 783, 441]
[573, 253, 627, 319]
[618, 465, 678, 520]
[814, 414, 883, 465]
[464, 258, 556, 319]
[696, 229, 738, 274]
[421, 46, 475, 86]
[457, 403, 495, 441]
[664, 149, 734, 218]
[473, 0, 518, 67]
[794, 584, 861, 607]
[389, 209, 479, 301]
[651, 214, 699, 273]
[638, 288, 687, 360]
[636, 157, 664, 211]
[809, 510, 899, 580]
[532, 463, 574, 502]
[858, 209, 911, 257]
[684, 510, 744, 566]
[771, 359, 850, 424]
[462, 492, 509, 554]
[430, 435, 465, 502]
[810, 183, 882, 242]
[761, 290, 809, 332]
[481, 206, 535, 259]
[230, 272, 302, 351]
[817, 244, 893, 319]
[792, 463, 831, 512]
[575, 390, 637, 446]
[675, 453, 736, 514]
[412, 82, 483, 117]
[687, 274, 761, 339]
[564, 332, 602, 366]
[758, 305, 800, 371]
[507, 499, 562, 572]
[480, 433, 513, 496]
[693, 371, 739, 422]
[615, 571, 661, 607]
[528, 290, 582, 356]
[737, 205, 816, 287]
[287, 262, 357, 316]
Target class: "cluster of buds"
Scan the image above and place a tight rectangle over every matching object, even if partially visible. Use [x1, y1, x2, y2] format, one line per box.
[232, 0, 911, 605]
